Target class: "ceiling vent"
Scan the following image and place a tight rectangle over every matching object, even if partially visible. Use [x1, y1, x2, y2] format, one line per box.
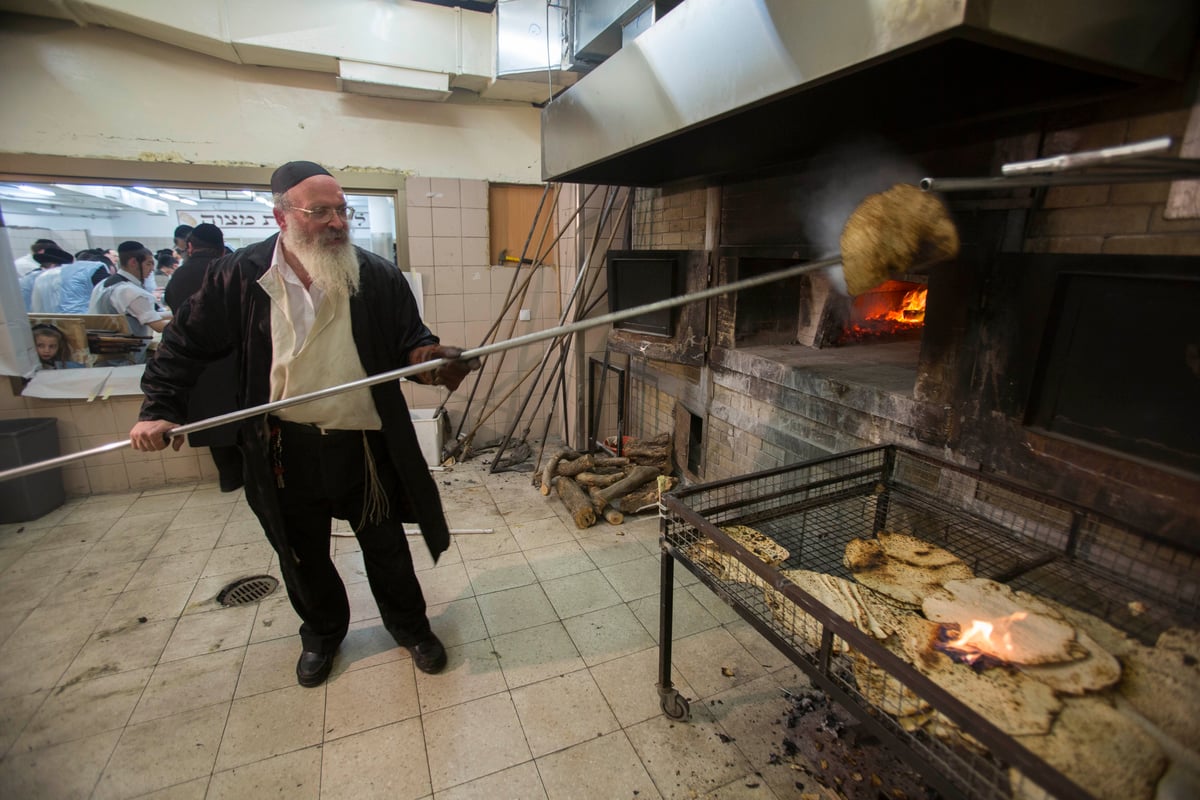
[337, 60, 453, 102]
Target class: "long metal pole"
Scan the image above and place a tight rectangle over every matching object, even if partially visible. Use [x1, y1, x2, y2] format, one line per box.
[0, 255, 842, 483]
[920, 171, 1200, 192]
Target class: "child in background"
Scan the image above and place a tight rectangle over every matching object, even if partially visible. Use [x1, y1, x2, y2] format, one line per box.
[32, 324, 81, 369]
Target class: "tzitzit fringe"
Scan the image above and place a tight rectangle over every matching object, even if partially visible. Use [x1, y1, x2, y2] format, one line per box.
[359, 432, 390, 530]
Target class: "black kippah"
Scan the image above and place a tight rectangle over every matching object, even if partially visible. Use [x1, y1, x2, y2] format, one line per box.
[117, 240, 145, 256]
[189, 223, 224, 249]
[270, 161, 332, 194]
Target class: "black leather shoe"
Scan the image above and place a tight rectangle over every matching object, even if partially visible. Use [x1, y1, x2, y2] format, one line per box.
[408, 634, 447, 674]
[296, 649, 335, 687]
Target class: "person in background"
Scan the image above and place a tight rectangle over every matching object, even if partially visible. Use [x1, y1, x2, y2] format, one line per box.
[163, 223, 243, 492]
[22, 245, 73, 311]
[54, 251, 113, 314]
[173, 224, 194, 260]
[31, 323, 81, 369]
[88, 240, 171, 363]
[130, 160, 480, 688]
[154, 248, 179, 291]
[14, 238, 58, 278]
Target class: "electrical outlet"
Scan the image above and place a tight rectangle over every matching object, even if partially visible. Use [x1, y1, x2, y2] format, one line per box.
[519, 309, 531, 321]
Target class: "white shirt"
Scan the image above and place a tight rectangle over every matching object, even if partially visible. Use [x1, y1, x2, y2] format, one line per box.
[259, 238, 380, 430]
[14, 253, 39, 277]
[88, 268, 169, 334]
[30, 267, 63, 313]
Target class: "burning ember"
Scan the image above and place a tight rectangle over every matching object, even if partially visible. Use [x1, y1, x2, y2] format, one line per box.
[838, 280, 927, 344]
[936, 612, 1031, 669]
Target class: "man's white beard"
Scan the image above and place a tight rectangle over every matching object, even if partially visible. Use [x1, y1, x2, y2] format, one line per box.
[284, 226, 360, 299]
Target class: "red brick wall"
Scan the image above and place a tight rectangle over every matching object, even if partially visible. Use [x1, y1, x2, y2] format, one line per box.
[1026, 111, 1200, 255]
[631, 186, 708, 250]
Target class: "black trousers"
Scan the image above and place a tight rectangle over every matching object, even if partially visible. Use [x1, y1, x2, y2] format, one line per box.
[253, 421, 431, 654]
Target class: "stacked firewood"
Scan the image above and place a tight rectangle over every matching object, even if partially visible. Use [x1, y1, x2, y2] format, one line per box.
[539, 433, 678, 528]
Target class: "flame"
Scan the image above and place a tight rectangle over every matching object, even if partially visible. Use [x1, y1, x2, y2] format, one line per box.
[869, 288, 927, 324]
[941, 611, 1029, 665]
[839, 283, 927, 343]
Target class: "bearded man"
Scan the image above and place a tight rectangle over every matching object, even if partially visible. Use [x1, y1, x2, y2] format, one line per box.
[130, 161, 479, 688]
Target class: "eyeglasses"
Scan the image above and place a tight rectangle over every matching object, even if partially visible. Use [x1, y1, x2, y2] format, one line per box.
[289, 205, 356, 224]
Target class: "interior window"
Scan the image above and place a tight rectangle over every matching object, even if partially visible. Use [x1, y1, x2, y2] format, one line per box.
[0, 181, 397, 262]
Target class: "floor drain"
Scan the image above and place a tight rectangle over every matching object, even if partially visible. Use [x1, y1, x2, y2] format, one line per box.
[217, 575, 280, 607]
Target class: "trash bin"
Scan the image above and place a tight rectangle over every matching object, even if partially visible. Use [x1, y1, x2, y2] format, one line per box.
[0, 418, 65, 523]
[410, 408, 446, 467]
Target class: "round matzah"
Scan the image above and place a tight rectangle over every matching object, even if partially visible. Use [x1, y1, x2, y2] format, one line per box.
[909, 650, 1062, 736]
[1017, 628, 1122, 694]
[1038, 598, 1136, 659]
[922, 579, 1081, 665]
[844, 536, 975, 608]
[852, 614, 937, 718]
[1010, 696, 1166, 800]
[1118, 639, 1200, 747]
[683, 523, 788, 583]
[876, 531, 966, 568]
[852, 563, 976, 608]
[764, 569, 905, 655]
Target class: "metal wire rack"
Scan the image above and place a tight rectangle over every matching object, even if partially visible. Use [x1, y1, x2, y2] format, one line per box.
[656, 445, 1199, 800]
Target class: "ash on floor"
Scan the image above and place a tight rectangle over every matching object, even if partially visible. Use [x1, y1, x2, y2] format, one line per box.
[772, 689, 939, 800]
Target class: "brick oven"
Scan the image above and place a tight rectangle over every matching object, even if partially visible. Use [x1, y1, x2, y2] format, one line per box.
[544, 2, 1200, 545]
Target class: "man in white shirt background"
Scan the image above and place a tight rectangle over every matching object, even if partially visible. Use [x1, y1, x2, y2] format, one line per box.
[88, 239, 171, 363]
[13, 238, 58, 278]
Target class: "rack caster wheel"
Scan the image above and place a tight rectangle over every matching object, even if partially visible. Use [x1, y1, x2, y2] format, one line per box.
[660, 690, 690, 721]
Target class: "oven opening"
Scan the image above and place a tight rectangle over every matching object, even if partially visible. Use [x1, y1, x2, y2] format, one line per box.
[836, 279, 928, 346]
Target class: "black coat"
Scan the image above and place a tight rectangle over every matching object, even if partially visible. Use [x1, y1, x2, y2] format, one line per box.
[141, 236, 450, 560]
[163, 248, 239, 447]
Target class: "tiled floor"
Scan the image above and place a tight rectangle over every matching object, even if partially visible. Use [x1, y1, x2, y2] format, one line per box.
[0, 457, 818, 799]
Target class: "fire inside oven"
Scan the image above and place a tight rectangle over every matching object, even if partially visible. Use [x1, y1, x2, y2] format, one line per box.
[659, 446, 1199, 800]
[837, 279, 927, 345]
[730, 256, 928, 348]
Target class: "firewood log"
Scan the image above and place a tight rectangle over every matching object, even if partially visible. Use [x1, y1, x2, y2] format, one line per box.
[591, 465, 661, 508]
[624, 443, 670, 460]
[584, 487, 626, 525]
[617, 476, 678, 514]
[593, 457, 630, 469]
[557, 454, 595, 477]
[555, 476, 596, 529]
[574, 472, 625, 489]
[629, 457, 672, 475]
[540, 447, 581, 495]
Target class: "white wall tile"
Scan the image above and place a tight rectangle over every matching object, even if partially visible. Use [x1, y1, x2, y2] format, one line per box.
[429, 178, 460, 208]
[432, 207, 461, 237]
[407, 206, 433, 237]
[409, 236, 434, 267]
[461, 208, 488, 238]
[407, 177, 431, 207]
[460, 179, 488, 209]
[433, 237, 463, 267]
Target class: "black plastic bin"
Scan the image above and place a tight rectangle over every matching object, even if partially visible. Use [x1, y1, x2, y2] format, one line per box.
[0, 418, 65, 523]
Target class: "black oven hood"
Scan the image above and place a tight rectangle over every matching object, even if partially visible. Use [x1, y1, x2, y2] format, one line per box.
[541, 0, 1199, 187]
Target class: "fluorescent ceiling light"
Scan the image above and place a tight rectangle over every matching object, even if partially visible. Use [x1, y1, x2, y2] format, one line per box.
[158, 191, 183, 202]
[132, 186, 159, 196]
[17, 184, 55, 197]
[175, 196, 198, 206]
[35, 207, 61, 214]
[254, 195, 274, 207]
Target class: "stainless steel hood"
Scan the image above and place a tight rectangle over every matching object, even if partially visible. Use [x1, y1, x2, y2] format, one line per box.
[541, 0, 1200, 186]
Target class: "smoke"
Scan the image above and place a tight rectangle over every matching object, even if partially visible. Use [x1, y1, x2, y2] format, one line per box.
[800, 138, 924, 295]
